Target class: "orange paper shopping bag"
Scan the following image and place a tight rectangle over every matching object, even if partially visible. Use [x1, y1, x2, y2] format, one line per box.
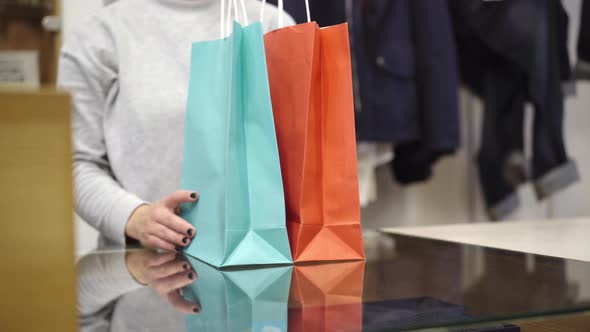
[288, 261, 365, 332]
[264, 5, 364, 263]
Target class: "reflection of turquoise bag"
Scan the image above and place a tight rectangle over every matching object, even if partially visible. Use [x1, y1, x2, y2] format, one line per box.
[183, 257, 292, 332]
[181, 1, 292, 267]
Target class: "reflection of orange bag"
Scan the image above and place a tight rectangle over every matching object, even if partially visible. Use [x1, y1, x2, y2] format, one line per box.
[288, 261, 365, 332]
[264, 22, 365, 263]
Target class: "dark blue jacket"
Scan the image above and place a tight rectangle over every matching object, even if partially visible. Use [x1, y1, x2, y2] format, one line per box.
[353, 0, 461, 183]
[267, 0, 346, 25]
[271, 0, 461, 184]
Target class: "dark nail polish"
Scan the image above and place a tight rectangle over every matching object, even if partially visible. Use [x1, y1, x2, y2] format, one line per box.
[188, 272, 194, 280]
[175, 245, 183, 252]
[193, 307, 201, 313]
[183, 263, 188, 270]
[182, 237, 188, 244]
[190, 192, 197, 199]
[187, 229, 193, 237]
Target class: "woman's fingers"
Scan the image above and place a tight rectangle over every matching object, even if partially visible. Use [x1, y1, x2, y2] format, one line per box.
[162, 190, 199, 210]
[167, 291, 201, 315]
[152, 270, 197, 296]
[144, 235, 176, 252]
[157, 210, 196, 239]
[131, 191, 199, 251]
[148, 258, 190, 281]
[149, 222, 191, 248]
[128, 190, 200, 250]
[144, 251, 177, 267]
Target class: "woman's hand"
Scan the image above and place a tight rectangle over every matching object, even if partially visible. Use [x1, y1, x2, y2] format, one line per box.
[125, 190, 199, 251]
[126, 250, 200, 314]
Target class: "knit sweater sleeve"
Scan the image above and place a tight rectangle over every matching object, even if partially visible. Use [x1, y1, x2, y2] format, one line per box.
[77, 252, 143, 320]
[57, 16, 145, 245]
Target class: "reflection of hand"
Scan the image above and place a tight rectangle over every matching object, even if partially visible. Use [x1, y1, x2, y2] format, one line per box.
[125, 249, 200, 314]
[125, 190, 199, 251]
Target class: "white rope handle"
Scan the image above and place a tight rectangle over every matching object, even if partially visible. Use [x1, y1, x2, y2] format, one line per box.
[232, 0, 239, 24]
[276, 0, 310, 29]
[221, 0, 238, 37]
[260, 0, 266, 23]
[232, 0, 248, 25]
[226, 0, 233, 35]
[220, 0, 226, 38]
[277, 0, 284, 28]
[239, 0, 249, 25]
[221, 0, 250, 38]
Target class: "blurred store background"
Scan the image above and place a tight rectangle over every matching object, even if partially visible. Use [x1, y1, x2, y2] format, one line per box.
[1, 0, 589, 256]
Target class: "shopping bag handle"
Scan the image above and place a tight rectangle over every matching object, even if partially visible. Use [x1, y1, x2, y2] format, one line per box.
[220, 0, 249, 38]
[262, 0, 310, 29]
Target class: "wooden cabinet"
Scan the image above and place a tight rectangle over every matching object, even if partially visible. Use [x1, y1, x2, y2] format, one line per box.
[0, 88, 77, 332]
[0, 0, 61, 84]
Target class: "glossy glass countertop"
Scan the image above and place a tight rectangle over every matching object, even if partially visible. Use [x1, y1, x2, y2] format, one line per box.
[77, 234, 590, 332]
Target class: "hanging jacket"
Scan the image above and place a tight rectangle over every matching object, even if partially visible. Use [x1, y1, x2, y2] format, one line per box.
[450, 0, 579, 220]
[273, 0, 460, 184]
[353, 0, 461, 184]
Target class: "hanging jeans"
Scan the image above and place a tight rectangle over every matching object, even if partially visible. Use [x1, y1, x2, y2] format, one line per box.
[452, 0, 579, 220]
[575, 0, 590, 79]
[477, 68, 527, 219]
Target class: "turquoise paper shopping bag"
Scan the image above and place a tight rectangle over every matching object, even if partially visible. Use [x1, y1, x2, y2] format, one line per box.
[183, 257, 292, 332]
[181, 2, 292, 267]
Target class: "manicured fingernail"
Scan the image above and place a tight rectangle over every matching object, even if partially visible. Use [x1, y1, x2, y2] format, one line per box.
[183, 263, 188, 270]
[175, 245, 183, 252]
[190, 192, 198, 199]
[187, 229, 193, 236]
[188, 272, 194, 280]
[193, 307, 201, 314]
[182, 237, 188, 244]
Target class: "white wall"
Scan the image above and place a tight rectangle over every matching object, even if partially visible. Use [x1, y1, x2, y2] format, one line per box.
[553, 0, 590, 219]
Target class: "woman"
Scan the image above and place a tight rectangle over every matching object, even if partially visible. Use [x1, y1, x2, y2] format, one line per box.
[58, 0, 294, 251]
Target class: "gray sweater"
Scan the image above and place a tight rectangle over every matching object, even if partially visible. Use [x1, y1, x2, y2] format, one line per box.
[58, 0, 294, 245]
[77, 252, 185, 332]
